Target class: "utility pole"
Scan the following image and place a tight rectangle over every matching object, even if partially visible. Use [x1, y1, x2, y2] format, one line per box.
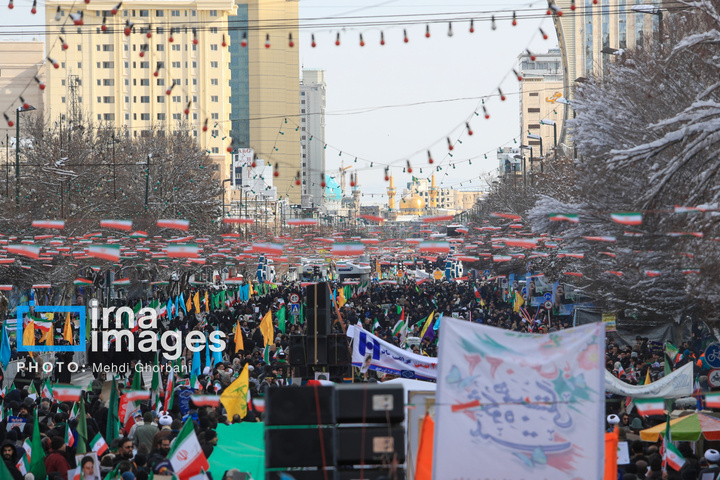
[112, 132, 117, 199]
[145, 154, 151, 209]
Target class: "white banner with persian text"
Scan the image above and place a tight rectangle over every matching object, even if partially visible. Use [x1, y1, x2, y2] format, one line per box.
[604, 361, 693, 398]
[348, 325, 437, 381]
[433, 318, 605, 480]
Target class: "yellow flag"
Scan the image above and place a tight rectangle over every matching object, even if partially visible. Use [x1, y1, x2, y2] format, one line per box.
[221, 364, 249, 420]
[185, 295, 192, 313]
[260, 310, 273, 347]
[204, 291, 209, 311]
[24, 320, 35, 349]
[419, 311, 435, 339]
[193, 292, 200, 314]
[644, 368, 651, 385]
[337, 288, 346, 308]
[63, 312, 73, 344]
[234, 320, 244, 353]
[513, 291, 524, 313]
[249, 280, 255, 298]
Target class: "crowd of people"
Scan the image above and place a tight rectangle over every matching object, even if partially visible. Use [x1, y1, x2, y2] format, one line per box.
[0, 276, 717, 479]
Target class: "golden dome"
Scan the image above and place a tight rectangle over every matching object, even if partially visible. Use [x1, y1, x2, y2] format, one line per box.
[400, 194, 425, 211]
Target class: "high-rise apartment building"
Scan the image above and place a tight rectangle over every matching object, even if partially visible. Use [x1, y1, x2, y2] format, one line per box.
[518, 49, 565, 156]
[0, 41, 45, 145]
[44, 0, 236, 173]
[228, 0, 301, 205]
[299, 69, 326, 210]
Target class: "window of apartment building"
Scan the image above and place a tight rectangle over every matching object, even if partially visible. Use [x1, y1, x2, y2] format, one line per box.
[172, 95, 181, 103]
[192, 61, 197, 68]
[156, 10, 164, 16]
[77, 44, 82, 51]
[123, 10, 127, 16]
[133, 113, 137, 120]
[140, 61, 149, 68]
[171, 10, 180, 16]
[97, 114, 102, 121]
[209, 10, 218, 16]
[302, 127, 305, 131]
[125, 96, 129, 103]
[125, 113, 130, 121]
[192, 44, 197, 51]
[103, 44, 114, 51]
[124, 44, 129, 51]
[527, 108, 540, 113]
[174, 78, 181, 87]
[301, 118, 305, 122]
[132, 62, 136, 68]
[210, 78, 218, 86]
[104, 113, 115, 121]
[157, 96, 165, 103]
[301, 109, 305, 113]
[157, 79, 165, 86]
[172, 44, 180, 51]
[140, 113, 150, 120]
[193, 113, 197, 120]
[529, 92, 539, 97]
[156, 44, 164, 51]
[192, 79, 197, 86]
[140, 96, 150, 103]
[78, 97, 82, 103]
[140, 79, 149, 86]
[61, 62, 66, 69]
[125, 79, 129, 86]
[301, 136, 306, 140]
[157, 113, 166, 120]
[211, 129, 218, 137]
[210, 44, 218, 51]
[210, 61, 218, 68]
[103, 96, 114, 103]
[97, 96, 101, 103]
[211, 113, 219, 120]
[211, 147, 219, 154]
[172, 61, 180, 68]
[528, 124, 540, 129]
[133, 96, 136, 103]
[173, 113, 181, 120]
[61, 79, 66, 86]
[301, 100, 305, 104]
[61, 97, 65, 103]
[210, 27, 218, 34]
[156, 27, 164, 34]
[193, 96, 197, 103]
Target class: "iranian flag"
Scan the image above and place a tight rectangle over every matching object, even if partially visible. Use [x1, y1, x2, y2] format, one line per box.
[41, 380, 53, 400]
[610, 212, 643, 226]
[53, 384, 84, 402]
[166, 244, 200, 258]
[421, 215, 455, 223]
[664, 441, 685, 470]
[124, 390, 152, 402]
[89, 433, 108, 456]
[705, 392, 720, 408]
[287, 218, 318, 226]
[100, 219, 133, 231]
[253, 243, 283, 255]
[490, 212, 522, 221]
[360, 238, 379, 245]
[163, 368, 175, 413]
[359, 214, 385, 223]
[582, 236, 617, 243]
[168, 420, 210, 479]
[504, 238, 538, 249]
[331, 243, 365, 256]
[419, 241, 450, 253]
[549, 213, 579, 223]
[112, 278, 131, 287]
[31, 220, 65, 229]
[493, 255, 512, 262]
[190, 395, 222, 407]
[87, 244, 121, 261]
[66, 423, 75, 448]
[130, 231, 148, 239]
[73, 278, 93, 286]
[645, 270, 662, 277]
[635, 397, 665, 416]
[7, 244, 41, 259]
[223, 217, 255, 224]
[157, 219, 190, 231]
[0, 285, 12, 291]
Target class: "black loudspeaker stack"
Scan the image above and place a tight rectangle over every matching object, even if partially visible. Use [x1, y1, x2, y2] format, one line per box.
[265, 384, 406, 480]
[288, 282, 352, 383]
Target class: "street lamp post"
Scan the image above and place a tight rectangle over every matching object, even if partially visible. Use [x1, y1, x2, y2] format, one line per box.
[144, 154, 152, 209]
[221, 178, 232, 219]
[527, 132, 543, 158]
[540, 119, 557, 151]
[15, 105, 36, 209]
[631, 5, 663, 46]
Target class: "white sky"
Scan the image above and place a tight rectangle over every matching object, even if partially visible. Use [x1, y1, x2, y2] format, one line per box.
[1, 0, 559, 205]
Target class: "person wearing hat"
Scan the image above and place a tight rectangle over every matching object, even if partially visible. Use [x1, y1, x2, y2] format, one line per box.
[699, 449, 720, 479]
[133, 412, 159, 452]
[1, 440, 24, 480]
[158, 414, 173, 431]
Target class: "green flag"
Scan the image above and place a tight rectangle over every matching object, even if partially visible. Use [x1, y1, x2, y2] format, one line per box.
[151, 352, 160, 392]
[30, 412, 47, 480]
[132, 366, 143, 391]
[0, 448, 13, 479]
[106, 376, 120, 445]
[277, 306, 286, 334]
[299, 302, 304, 325]
[76, 396, 88, 454]
[104, 465, 120, 480]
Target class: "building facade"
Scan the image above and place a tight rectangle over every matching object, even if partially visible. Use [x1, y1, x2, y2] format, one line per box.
[496, 147, 521, 177]
[228, 0, 301, 205]
[44, 0, 236, 174]
[0, 41, 45, 148]
[518, 49, 565, 156]
[399, 176, 482, 214]
[299, 69, 326, 210]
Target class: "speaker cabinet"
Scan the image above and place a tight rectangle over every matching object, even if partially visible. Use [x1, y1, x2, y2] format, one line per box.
[289, 335, 306, 365]
[266, 386, 336, 426]
[266, 427, 336, 468]
[267, 470, 337, 480]
[327, 334, 350, 366]
[335, 384, 405, 424]
[337, 468, 406, 480]
[336, 426, 405, 465]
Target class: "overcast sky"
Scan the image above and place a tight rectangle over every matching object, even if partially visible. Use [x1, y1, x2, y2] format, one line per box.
[1, 0, 559, 205]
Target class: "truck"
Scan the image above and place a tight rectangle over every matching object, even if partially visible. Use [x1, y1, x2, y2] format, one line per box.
[336, 261, 371, 283]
